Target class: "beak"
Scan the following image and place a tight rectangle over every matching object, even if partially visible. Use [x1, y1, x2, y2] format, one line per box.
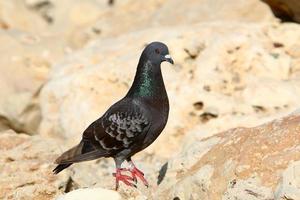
[164, 54, 174, 65]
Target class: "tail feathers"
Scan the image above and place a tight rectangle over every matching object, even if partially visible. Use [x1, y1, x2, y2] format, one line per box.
[56, 149, 107, 164]
[53, 163, 72, 174]
[55, 141, 107, 165]
[55, 141, 84, 164]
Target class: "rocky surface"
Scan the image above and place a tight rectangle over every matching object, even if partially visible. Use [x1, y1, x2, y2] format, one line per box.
[155, 112, 300, 200]
[1, 0, 300, 199]
[0, 130, 69, 200]
[3, 112, 300, 199]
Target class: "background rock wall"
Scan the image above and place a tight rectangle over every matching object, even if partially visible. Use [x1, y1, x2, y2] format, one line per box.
[1, 0, 300, 199]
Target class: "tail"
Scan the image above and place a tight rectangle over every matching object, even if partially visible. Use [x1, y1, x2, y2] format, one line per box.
[53, 140, 107, 174]
[53, 163, 72, 174]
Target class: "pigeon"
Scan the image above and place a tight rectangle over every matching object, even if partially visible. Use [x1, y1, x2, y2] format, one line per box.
[53, 41, 174, 190]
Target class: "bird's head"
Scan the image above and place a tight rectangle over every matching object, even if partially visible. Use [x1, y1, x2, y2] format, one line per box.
[142, 42, 174, 65]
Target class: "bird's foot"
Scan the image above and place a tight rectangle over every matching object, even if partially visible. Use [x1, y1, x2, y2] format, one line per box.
[129, 166, 149, 187]
[113, 168, 136, 190]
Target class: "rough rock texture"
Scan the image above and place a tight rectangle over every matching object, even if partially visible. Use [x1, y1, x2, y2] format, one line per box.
[0, 130, 68, 200]
[4, 113, 300, 200]
[155, 113, 300, 200]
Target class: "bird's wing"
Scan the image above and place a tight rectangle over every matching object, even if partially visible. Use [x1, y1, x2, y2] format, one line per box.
[83, 98, 151, 153]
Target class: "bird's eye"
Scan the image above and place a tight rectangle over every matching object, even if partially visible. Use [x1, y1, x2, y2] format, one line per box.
[155, 49, 160, 54]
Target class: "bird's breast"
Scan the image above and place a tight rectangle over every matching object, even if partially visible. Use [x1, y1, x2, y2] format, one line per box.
[144, 96, 169, 138]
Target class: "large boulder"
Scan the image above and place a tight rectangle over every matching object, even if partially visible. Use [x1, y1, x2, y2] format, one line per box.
[0, 130, 156, 199]
[39, 22, 300, 158]
[3, 113, 300, 199]
[155, 112, 300, 200]
[0, 30, 67, 134]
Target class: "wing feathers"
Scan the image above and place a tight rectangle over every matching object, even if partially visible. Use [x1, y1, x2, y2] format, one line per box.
[55, 141, 107, 164]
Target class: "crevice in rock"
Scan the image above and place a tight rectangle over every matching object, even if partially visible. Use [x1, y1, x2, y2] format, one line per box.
[183, 43, 205, 60]
[108, 0, 115, 6]
[157, 162, 168, 185]
[64, 177, 79, 193]
[16, 181, 35, 188]
[27, 0, 54, 24]
[252, 105, 267, 113]
[199, 112, 218, 123]
[273, 42, 284, 48]
[229, 179, 237, 188]
[0, 19, 9, 29]
[245, 189, 262, 198]
[0, 115, 23, 134]
[17, 84, 44, 135]
[193, 101, 204, 111]
[0, 84, 44, 135]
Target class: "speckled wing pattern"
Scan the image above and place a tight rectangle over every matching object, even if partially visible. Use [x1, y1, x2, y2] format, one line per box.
[83, 101, 150, 153]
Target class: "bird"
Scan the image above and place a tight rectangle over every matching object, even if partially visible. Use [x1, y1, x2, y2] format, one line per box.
[53, 41, 174, 190]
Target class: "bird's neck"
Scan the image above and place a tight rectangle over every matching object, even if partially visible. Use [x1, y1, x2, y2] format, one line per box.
[126, 60, 167, 99]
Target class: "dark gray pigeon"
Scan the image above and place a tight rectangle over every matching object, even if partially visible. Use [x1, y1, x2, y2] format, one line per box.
[53, 41, 174, 189]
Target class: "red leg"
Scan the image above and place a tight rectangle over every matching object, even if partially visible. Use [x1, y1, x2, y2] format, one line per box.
[113, 168, 136, 190]
[128, 161, 149, 187]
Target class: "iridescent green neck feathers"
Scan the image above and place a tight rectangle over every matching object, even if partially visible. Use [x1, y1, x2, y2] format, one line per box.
[127, 61, 165, 98]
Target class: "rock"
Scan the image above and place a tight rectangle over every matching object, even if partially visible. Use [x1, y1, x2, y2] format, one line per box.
[4, 113, 300, 200]
[0, 30, 68, 134]
[152, 0, 273, 25]
[67, 0, 274, 47]
[0, 131, 156, 199]
[155, 112, 300, 200]
[274, 160, 300, 200]
[40, 22, 300, 158]
[0, 130, 69, 200]
[11, 0, 274, 48]
[0, 0, 48, 33]
[262, 0, 300, 23]
[66, 153, 166, 194]
[2, 1, 300, 200]
[188, 22, 300, 139]
[56, 188, 122, 200]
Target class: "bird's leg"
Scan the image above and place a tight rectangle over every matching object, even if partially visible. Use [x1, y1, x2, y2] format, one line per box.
[113, 158, 136, 190]
[127, 157, 149, 187]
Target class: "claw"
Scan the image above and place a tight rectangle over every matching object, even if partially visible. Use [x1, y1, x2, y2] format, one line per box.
[125, 160, 148, 187]
[113, 162, 149, 189]
[114, 168, 136, 190]
[130, 166, 149, 187]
